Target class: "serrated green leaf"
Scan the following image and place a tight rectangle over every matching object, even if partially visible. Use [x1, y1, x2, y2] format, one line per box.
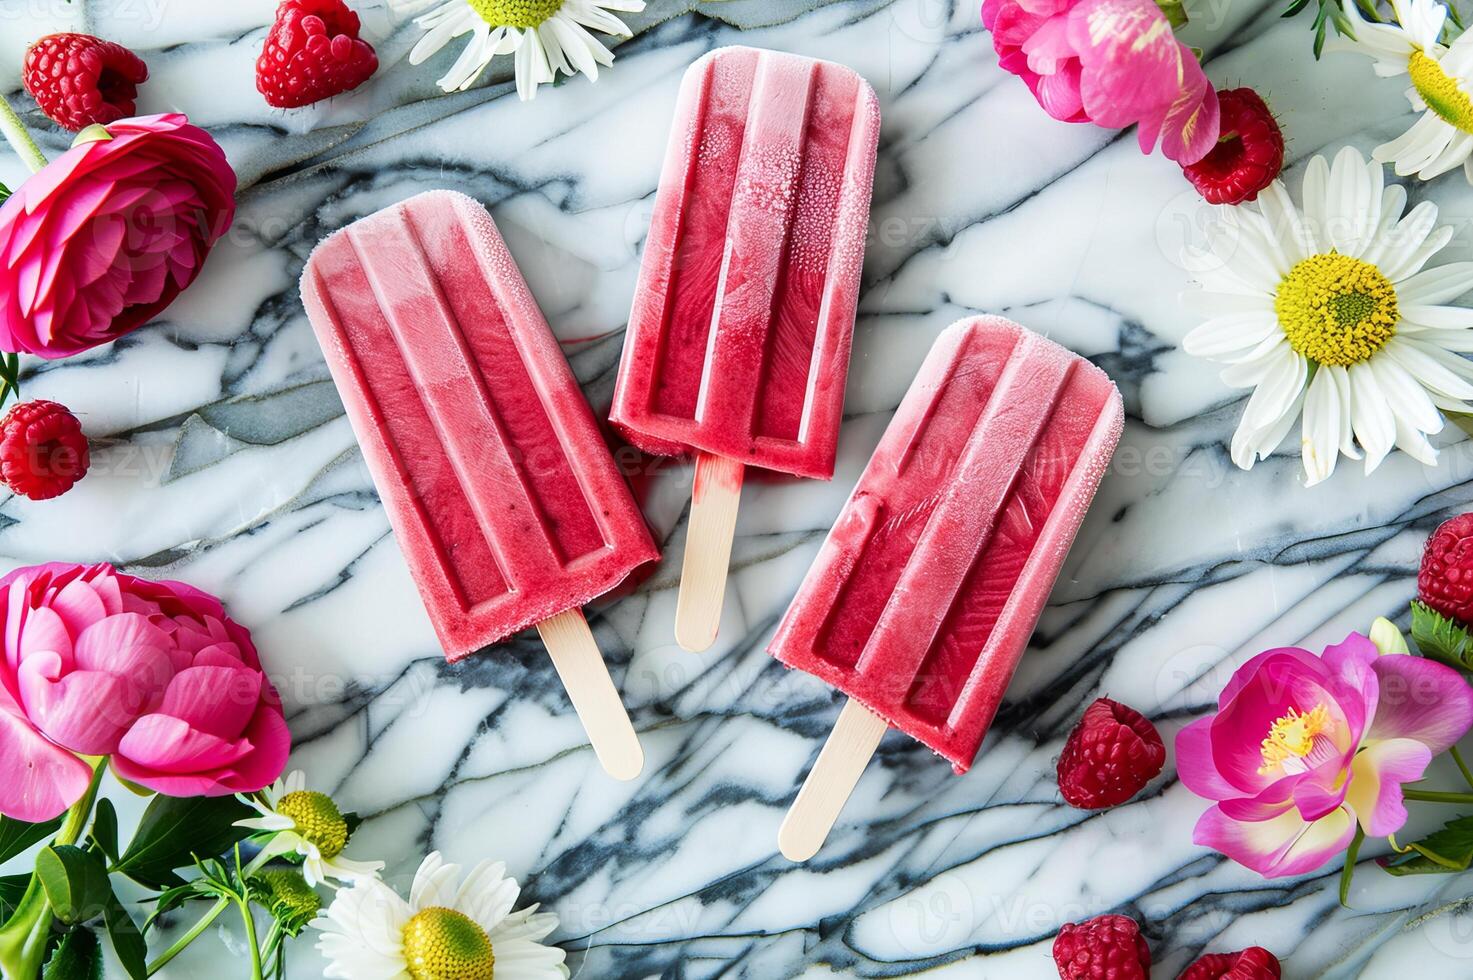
[1410, 600, 1473, 670]
[1382, 814, 1473, 875]
[40, 927, 101, 980]
[0, 814, 63, 865]
[102, 891, 146, 980]
[36, 847, 110, 925]
[87, 800, 118, 866]
[115, 795, 253, 890]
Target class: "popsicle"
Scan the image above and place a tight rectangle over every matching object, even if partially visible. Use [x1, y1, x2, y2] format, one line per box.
[769, 316, 1124, 859]
[301, 190, 657, 781]
[609, 45, 881, 653]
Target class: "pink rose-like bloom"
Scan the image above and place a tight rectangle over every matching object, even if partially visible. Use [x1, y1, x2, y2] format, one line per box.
[0, 113, 236, 359]
[981, 0, 1220, 164]
[1177, 633, 1473, 878]
[0, 563, 289, 822]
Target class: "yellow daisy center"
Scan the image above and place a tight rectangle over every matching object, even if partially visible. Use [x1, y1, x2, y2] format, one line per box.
[1409, 48, 1473, 133]
[466, 0, 564, 28]
[275, 791, 348, 860]
[403, 907, 496, 980]
[1259, 704, 1332, 773]
[1274, 253, 1398, 366]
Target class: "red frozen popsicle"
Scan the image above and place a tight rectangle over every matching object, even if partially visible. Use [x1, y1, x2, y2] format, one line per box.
[302, 191, 657, 780]
[610, 46, 881, 653]
[770, 317, 1124, 859]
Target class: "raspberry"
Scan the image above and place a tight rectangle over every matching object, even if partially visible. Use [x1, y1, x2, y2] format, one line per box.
[1052, 914, 1151, 980]
[1419, 513, 1473, 623]
[0, 400, 90, 501]
[1057, 698, 1165, 809]
[256, 0, 378, 108]
[1181, 88, 1284, 205]
[1178, 947, 1281, 980]
[22, 33, 148, 132]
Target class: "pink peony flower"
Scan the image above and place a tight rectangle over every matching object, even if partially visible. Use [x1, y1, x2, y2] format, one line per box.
[1177, 632, 1473, 878]
[0, 113, 236, 359]
[980, 0, 1220, 164]
[0, 563, 289, 822]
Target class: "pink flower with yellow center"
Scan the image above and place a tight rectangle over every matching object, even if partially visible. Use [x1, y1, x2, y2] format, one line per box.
[1177, 631, 1473, 877]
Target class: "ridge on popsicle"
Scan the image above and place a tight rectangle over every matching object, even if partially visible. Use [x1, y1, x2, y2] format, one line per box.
[300, 190, 657, 780]
[610, 45, 883, 653]
[771, 316, 1125, 860]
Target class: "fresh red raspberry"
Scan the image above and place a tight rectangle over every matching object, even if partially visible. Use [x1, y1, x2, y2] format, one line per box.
[1053, 914, 1151, 980]
[1178, 947, 1281, 980]
[1181, 88, 1284, 205]
[0, 400, 90, 501]
[22, 33, 148, 131]
[256, 0, 378, 108]
[1420, 513, 1473, 623]
[1057, 698, 1165, 809]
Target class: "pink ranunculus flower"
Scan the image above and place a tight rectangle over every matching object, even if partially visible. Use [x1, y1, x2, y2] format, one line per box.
[980, 0, 1220, 164]
[1177, 632, 1473, 878]
[0, 113, 236, 359]
[0, 563, 289, 822]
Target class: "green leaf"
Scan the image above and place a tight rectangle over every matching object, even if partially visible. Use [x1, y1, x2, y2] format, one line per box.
[1154, 0, 1189, 28]
[0, 182, 9, 207]
[1340, 826, 1364, 906]
[1410, 600, 1473, 670]
[1382, 814, 1473, 875]
[102, 891, 146, 980]
[0, 814, 64, 865]
[87, 800, 118, 866]
[142, 883, 198, 932]
[35, 846, 110, 925]
[115, 795, 253, 890]
[0, 872, 30, 919]
[40, 927, 101, 980]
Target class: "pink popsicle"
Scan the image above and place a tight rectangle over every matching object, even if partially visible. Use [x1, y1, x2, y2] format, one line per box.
[610, 45, 881, 652]
[771, 317, 1124, 859]
[301, 190, 657, 779]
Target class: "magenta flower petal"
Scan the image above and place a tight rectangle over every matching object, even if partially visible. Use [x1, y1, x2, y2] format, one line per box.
[0, 707, 93, 822]
[0, 563, 287, 817]
[1194, 802, 1356, 878]
[1176, 716, 1239, 799]
[0, 114, 236, 359]
[1346, 737, 1433, 836]
[17, 660, 139, 755]
[1367, 654, 1473, 753]
[157, 664, 261, 740]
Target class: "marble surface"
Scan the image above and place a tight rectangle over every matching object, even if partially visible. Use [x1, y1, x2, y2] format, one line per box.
[7, 0, 1473, 977]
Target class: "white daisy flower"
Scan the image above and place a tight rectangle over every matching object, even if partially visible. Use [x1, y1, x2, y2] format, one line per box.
[313, 851, 569, 979]
[1333, 0, 1473, 181]
[408, 0, 645, 100]
[1181, 146, 1473, 486]
[236, 771, 385, 887]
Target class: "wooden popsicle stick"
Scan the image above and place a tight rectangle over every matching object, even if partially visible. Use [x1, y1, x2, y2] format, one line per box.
[778, 699, 888, 862]
[537, 608, 644, 781]
[675, 452, 745, 652]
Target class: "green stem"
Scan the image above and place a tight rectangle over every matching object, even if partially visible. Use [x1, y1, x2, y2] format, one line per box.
[0, 759, 106, 979]
[55, 759, 106, 847]
[1451, 746, 1473, 792]
[1404, 788, 1473, 804]
[0, 96, 46, 174]
[146, 897, 229, 976]
[237, 897, 263, 980]
[143, 841, 278, 975]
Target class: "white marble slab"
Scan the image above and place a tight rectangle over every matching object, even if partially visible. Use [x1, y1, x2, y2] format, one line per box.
[6, 0, 1473, 976]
